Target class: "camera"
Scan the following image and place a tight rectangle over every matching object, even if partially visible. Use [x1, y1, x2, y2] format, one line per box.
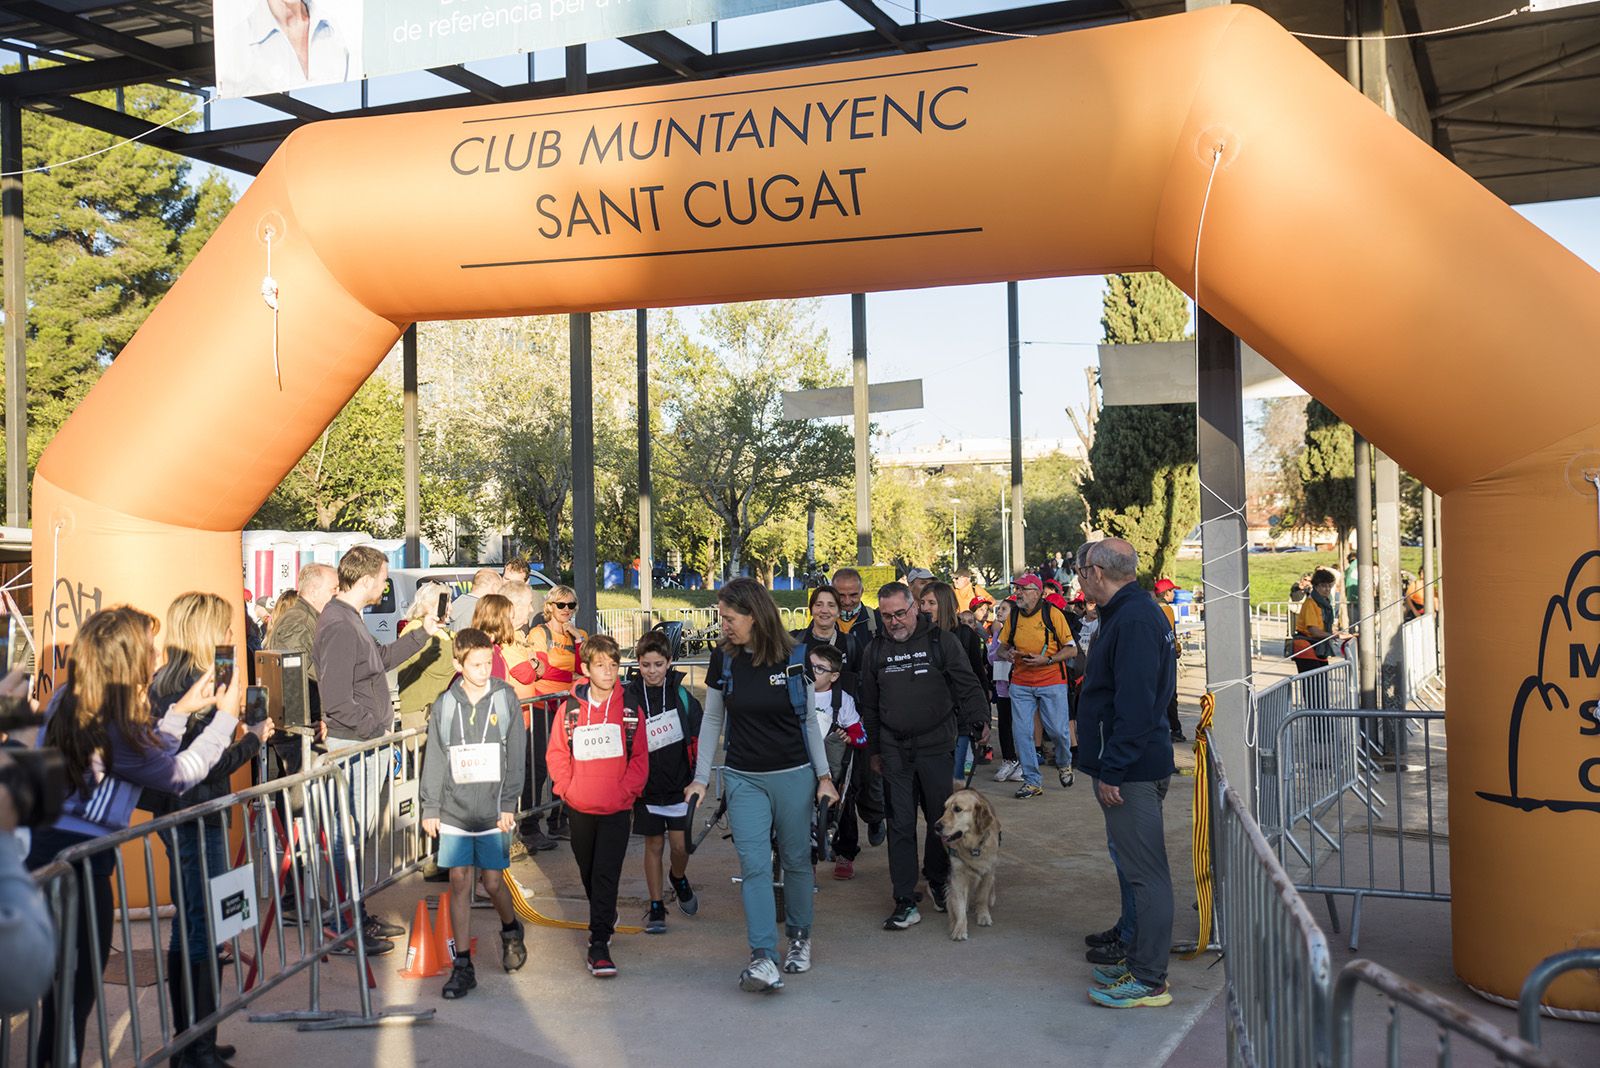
[0, 747, 65, 828]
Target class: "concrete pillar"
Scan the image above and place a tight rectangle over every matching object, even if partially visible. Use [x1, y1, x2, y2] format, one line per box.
[402, 325, 420, 568]
[637, 309, 653, 613]
[851, 293, 871, 566]
[1196, 307, 1253, 798]
[1007, 282, 1025, 570]
[2, 101, 26, 527]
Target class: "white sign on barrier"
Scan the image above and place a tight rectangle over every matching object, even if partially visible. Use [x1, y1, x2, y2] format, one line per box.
[395, 779, 421, 831]
[209, 863, 258, 946]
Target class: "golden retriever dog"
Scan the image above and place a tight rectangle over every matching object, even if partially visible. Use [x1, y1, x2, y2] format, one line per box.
[934, 788, 1000, 941]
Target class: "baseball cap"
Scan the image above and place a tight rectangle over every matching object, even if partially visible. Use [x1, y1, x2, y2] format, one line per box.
[968, 595, 994, 610]
[905, 567, 934, 582]
[1154, 578, 1177, 593]
[1012, 574, 1043, 590]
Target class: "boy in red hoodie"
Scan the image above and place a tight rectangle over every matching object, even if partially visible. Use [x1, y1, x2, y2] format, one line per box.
[547, 634, 650, 977]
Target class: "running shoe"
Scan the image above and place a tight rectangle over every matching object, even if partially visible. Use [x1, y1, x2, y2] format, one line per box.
[1059, 767, 1075, 788]
[782, 936, 812, 974]
[832, 858, 855, 880]
[739, 955, 784, 992]
[1014, 783, 1044, 799]
[1085, 925, 1123, 948]
[928, 882, 949, 914]
[500, 921, 527, 972]
[883, 902, 921, 930]
[442, 957, 476, 999]
[645, 901, 668, 935]
[1092, 963, 1133, 987]
[1085, 942, 1128, 965]
[868, 821, 886, 847]
[672, 874, 699, 917]
[586, 942, 618, 978]
[1089, 976, 1172, 1009]
[992, 759, 1021, 783]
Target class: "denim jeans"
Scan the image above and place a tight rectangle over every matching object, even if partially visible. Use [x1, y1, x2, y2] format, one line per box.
[724, 766, 816, 961]
[1009, 683, 1072, 787]
[168, 820, 230, 959]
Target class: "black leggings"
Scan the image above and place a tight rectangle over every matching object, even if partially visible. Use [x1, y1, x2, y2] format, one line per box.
[567, 809, 632, 945]
[995, 697, 1017, 762]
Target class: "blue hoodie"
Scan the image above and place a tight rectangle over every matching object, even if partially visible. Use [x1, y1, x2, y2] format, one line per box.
[1073, 581, 1178, 787]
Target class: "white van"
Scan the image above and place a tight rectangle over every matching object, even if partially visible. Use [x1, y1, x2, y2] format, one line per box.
[362, 566, 555, 641]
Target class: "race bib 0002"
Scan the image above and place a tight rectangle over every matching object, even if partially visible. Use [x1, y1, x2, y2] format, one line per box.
[572, 723, 625, 760]
[450, 743, 501, 784]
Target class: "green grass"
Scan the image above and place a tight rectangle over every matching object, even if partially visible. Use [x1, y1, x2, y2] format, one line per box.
[1170, 548, 1424, 608]
[595, 588, 812, 612]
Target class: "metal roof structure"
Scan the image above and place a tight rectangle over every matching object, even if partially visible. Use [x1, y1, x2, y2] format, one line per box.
[0, 0, 1596, 203]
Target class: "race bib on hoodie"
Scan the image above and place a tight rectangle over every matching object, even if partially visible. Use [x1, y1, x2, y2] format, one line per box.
[572, 723, 624, 760]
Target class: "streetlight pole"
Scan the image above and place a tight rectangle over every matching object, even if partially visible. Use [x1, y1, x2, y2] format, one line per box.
[999, 482, 1010, 580]
[952, 498, 961, 572]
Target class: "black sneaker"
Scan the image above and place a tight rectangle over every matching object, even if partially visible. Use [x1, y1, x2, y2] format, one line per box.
[331, 929, 395, 957]
[522, 829, 560, 853]
[587, 942, 617, 978]
[883, 901, 921, 930]
[364, 913, 406, 939]
[442, 957, 476, 999]
[928, 882, 949, 914]
[671, 875, 699, 917]
[645, 902, 668, 935]
[1085, 925, 1123, 948]
[1086, 941, 1129, 965]
[867, 821, 886, 847]
[500, 921, 527, 972]
[1171, 728, 1187, 742]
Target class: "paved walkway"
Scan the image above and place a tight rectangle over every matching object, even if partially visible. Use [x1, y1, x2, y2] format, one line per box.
[236, 701, 1222, 1065]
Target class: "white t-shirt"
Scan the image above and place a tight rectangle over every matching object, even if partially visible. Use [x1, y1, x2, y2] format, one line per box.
[812, 687, 861, 738]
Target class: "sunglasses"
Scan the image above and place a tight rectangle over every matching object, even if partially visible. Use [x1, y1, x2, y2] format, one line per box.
[548, 600, 577, 609]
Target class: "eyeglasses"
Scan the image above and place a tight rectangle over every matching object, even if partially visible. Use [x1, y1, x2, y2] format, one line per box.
[548, 600, 577, 609]
[810, 664, 837, 675]
[882, 607, 915, 621]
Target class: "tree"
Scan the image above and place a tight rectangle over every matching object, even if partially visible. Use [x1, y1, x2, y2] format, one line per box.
[0, 82, 234, 503]
[255, 376, 406, 532]
[654, 301, 853, 578]
[1080, 274, 1198, 581]
[1298, 399, 1355, 547]
[1250, 397, 1309, 530]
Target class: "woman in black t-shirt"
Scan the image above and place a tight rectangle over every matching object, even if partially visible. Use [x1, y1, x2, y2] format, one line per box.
[686, 578, 838, 994]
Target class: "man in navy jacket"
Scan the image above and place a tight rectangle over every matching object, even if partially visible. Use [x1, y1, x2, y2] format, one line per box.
[1074, 538, 1178, 1010]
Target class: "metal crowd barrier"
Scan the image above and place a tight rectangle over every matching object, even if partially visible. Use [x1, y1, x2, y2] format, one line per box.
[23, 762, 431, 1067]
[2, 861, 79, 1068]
[1332, 960, 1565, 1068]
[1210, 737, 1333, 1066]
[1251, 659, 1359, 840]
[319, 729, 429, 898]
[1518, 949, 1600, 1045]
[1251, 600, 1300, 658]
[1274, 708, 1448, 950]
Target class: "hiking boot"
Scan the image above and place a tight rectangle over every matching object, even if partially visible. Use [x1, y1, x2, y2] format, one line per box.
[782, 936, 812, 974]
[441, 957, 476, 999]
[364, 913, 406, 939]
[883, 902, 921, 930]
[1089, 976, 1172, 1008]
[645, 901, 669, 935]
[832, 858, 855, 881]
[500, 921, 527, 972]
[1092, 963, 1134, 987]
[992, 759, 1021, 782]
[1059, 767, 1075, 788]
[1085, 941, 1128, 965]
[867, 821, 886, 847]
[928, 882, 949, 913]
[522, 829, 560, 853]
[586, 942, 617, 978]
[1085, 926, 1123, 948]
[671, 875, 699, 917]
[739, 955, 783, 992]
[1014, 783, 1044, 799]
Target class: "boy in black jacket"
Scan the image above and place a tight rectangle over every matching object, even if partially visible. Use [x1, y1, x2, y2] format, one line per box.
[628, 631, 705, 934]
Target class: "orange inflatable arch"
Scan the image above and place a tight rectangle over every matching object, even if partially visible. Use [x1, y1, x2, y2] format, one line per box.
[31, 5, 1600, 1009]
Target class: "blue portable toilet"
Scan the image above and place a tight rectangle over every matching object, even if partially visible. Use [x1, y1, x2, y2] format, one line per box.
[602, 561, 624, 589]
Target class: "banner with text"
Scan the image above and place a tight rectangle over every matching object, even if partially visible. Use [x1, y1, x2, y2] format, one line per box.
[215, 0, 825, 99]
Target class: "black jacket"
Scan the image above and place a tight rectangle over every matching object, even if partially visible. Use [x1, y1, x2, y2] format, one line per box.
[1074, 581, 1178, 787]
[141, 667, 262, 817]
[792, 624, 869, 695]
[624, 668, 704, 807]
[858, 618, 990, 756]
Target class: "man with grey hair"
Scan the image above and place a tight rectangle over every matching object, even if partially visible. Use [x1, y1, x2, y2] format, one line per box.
[1074, 537, 1177, 1009]
[450, 567, 503, 631]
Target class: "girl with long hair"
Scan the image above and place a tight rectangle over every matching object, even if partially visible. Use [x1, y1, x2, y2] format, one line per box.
[686, 578, 838, 993]
[919, 580, 993, 782]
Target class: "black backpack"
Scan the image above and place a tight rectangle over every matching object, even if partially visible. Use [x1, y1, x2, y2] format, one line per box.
[1003, 602, 1071, 681]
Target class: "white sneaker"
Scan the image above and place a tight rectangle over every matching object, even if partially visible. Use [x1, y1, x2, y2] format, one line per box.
[782, 936, 812, 974]
[739, 955, 784, 992]
[993, 759, 1022, 783]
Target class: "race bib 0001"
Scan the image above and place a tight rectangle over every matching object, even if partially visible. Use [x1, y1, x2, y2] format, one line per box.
[572, 722, 625, 760]
[645, 711, 684, 752]
[450, 743, 501, 784]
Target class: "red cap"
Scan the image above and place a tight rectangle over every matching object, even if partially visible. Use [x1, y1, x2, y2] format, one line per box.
[1154, 578, 1177, 593]
[1013, 574, 1043, 590]
[968, 595, 993, 610]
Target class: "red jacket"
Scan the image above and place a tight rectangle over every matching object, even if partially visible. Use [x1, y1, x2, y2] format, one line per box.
[547, 685, 649, 816]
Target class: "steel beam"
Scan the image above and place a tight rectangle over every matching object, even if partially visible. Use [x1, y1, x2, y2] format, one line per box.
[837, 0, 929, 52]
[637, 309, 653, 612]
[1354, 431, 1377, 708]
[1438, 117, 1600, 142]
[426, 64, 511, 103]
[1432, 38, 1600, 119]
[403, 325, 420, 568]
[620, 31, 706, 78]
[852, 293, 872, 566]
[25, 95, 264, 174]
[1007, 281, 1025, 570]
[2, 99, 25, 526]
[568, 45, 598, 627]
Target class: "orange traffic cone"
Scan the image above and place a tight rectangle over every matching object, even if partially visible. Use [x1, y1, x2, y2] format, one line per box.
[432, 891, 476, 963]
[398, 898, 447, 978]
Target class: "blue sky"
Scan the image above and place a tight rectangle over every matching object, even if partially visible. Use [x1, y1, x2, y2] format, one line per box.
[13, 2, 1598, 451]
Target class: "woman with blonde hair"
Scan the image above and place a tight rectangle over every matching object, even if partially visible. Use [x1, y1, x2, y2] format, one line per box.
[31, 606, 250, 1064]
[148, 592, 276, 1068]
[397, 581, 455, 731]
[265, 588, 301, 646]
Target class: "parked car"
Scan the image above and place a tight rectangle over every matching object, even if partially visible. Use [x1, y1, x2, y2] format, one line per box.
[362, 566, 554, 641]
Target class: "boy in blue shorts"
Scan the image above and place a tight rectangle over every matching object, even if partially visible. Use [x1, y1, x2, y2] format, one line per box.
[421, 627, 529, 999]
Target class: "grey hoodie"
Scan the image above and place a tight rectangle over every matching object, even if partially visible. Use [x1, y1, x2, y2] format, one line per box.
[420, 678, 527, 833]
